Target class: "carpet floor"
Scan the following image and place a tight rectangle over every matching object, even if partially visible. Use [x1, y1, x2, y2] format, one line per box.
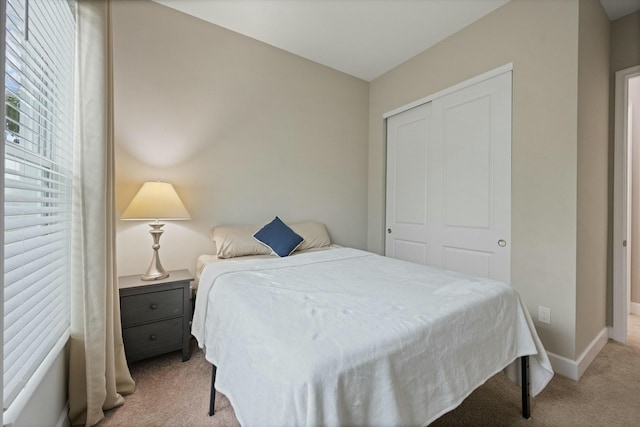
[99, 337, 640, 427]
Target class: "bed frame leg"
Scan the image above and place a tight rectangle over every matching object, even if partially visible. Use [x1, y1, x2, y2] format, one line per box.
[209, 364, 217, 416]
[521, 355, 530, 419]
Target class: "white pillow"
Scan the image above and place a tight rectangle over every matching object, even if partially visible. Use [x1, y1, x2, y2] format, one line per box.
[289, 221, 331, 252]
[211, 225, 272, 259]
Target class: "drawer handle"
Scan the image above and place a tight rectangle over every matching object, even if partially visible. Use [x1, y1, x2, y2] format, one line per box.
[149, 334, 157, 341]
[150, 303, 158, 310]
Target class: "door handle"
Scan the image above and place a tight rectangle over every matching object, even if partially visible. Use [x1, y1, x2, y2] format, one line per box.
[387, 228, 392, 234]
[498, 239, 507, 247]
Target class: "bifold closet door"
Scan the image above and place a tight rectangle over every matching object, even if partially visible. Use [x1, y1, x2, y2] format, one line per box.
[386, 71, 511, 283]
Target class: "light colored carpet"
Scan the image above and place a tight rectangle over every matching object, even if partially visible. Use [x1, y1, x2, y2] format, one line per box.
[99, 338, 640, 427]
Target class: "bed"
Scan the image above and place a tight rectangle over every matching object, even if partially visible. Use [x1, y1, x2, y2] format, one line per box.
[192, 220, 553, 426]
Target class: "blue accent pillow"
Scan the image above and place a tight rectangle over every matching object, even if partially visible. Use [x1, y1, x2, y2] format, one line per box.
[253, 216, 304, 257]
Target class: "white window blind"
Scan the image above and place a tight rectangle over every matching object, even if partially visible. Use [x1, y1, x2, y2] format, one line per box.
[3, 0, 75, 409]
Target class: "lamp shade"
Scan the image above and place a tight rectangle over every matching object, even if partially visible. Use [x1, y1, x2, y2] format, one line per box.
[121, 181, 191, 220]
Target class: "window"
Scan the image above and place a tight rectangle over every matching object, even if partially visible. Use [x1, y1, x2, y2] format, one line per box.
[3, 0, 75, 411]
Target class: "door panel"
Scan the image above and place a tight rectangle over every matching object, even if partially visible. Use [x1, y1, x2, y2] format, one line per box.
[393, 240, 428, 265]
[442, 246, 492, 278]
[443, 94, 492, 229]
[385, 103, 431, 263]
[395, 119, 427, 224]
[429, 72, 511, 282]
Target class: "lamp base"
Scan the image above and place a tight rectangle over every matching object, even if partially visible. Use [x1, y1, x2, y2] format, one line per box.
[141, 222, 170, 281]
[141, 270, 170, 281]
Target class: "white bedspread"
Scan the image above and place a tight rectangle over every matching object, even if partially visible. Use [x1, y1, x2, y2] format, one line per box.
[192, 248, 553, 426]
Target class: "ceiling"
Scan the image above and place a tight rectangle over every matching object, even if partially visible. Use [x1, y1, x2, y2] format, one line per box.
[601, 0, 640, 20]
[153, 0, 640, 82]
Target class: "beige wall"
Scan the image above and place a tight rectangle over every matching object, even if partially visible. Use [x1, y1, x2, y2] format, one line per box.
[368, 0, 581, 358]
[112, 0, 369, 277]
[575, 0, 610, 355]
[611, 12, 640, 73]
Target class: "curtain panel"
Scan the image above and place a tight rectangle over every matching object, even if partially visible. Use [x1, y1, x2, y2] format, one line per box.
[69, 1, 135, 425]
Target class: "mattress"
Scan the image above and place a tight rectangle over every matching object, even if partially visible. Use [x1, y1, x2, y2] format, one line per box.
[192, 247, 553, 426]
[193, 245, 340, 290]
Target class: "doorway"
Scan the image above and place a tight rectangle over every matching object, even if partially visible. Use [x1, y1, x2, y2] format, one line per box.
[612, 65, 640, 344]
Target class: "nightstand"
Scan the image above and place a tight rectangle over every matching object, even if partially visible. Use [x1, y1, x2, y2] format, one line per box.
[119, 269, 193, 363]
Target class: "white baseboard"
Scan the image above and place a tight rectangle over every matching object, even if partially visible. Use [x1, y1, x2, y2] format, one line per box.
[56, 401, 70, 427]
[545, 351, 577, 380]
[545, 327, 608, 381]
[630, 302, 640, 315]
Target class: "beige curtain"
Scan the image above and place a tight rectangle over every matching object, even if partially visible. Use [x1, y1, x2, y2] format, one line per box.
[68, 1, 135, 425]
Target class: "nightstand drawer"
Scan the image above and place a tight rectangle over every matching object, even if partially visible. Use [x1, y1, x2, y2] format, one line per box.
[120, 288, 183, 326]
[123, 318, 182, 360]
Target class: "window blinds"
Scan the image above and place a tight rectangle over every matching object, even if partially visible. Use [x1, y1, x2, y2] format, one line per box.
[3, 0, 75, 408]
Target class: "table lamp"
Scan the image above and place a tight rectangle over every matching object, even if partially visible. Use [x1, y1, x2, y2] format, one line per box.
[121, 181, 191, 280]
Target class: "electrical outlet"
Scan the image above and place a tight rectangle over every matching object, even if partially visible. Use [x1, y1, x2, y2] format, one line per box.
[538, 306, 551, 324]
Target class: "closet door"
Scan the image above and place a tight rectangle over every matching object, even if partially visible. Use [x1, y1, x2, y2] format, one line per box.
[428, 71, 511, 282]
[385, 103, 432, 264]
[385, 71, 511, 283]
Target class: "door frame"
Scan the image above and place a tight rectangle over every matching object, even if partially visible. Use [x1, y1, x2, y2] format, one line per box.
[612, 65, 640, 343]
